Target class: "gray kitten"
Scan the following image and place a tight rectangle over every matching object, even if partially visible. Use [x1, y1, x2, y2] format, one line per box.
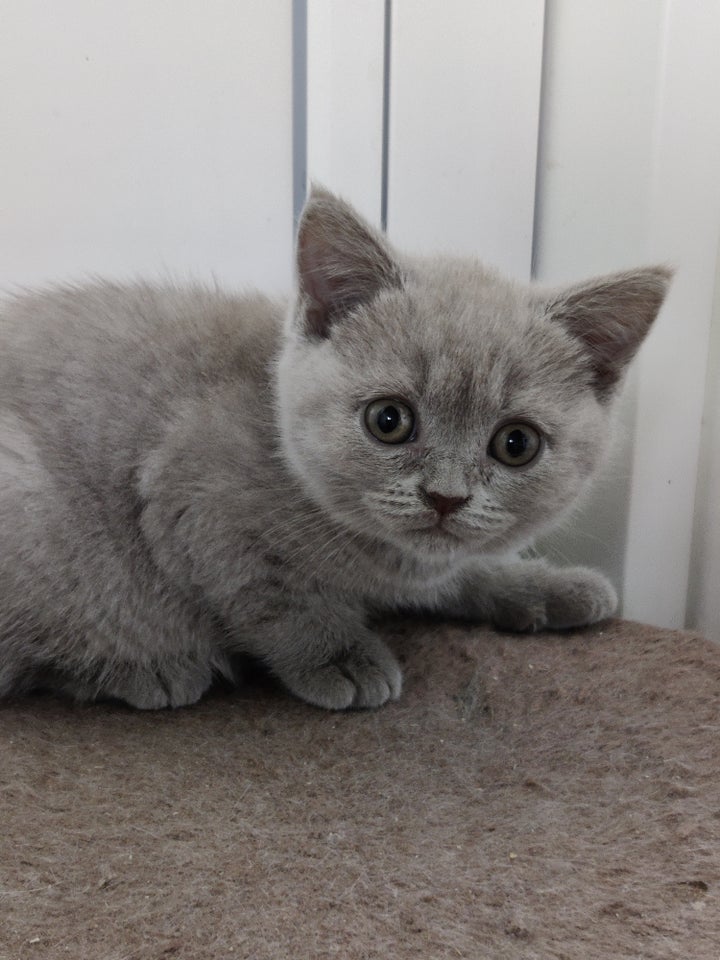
[0, 188, 669, 710]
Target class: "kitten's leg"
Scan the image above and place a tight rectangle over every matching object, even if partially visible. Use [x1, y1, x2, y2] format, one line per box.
[241, 596, 402, 710]
[0, 410, 230, 709]
[444, 558, 617, 632]
[139, 412, 401, 711]
[0, 487, 228, 709]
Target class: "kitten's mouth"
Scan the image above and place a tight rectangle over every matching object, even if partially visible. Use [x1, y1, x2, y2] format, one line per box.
[407, 519, 464, 543]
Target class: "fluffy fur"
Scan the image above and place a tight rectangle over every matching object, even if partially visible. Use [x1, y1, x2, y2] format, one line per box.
[0, 188, 670, 709]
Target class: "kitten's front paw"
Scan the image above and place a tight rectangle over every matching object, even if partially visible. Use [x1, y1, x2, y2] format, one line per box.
[278, 636, 402, 710]
[493, 566, 617, 633]
[545, 567, 617, 629]
[68, 653, 228, 709]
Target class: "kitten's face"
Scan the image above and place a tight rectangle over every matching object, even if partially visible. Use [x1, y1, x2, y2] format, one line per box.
[278, 264, 608, 557]
[277, 189, 669, 558]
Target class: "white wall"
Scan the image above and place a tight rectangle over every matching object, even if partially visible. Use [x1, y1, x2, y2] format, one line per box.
[0, 0, 294, 293]
[3, 1, 720, 636]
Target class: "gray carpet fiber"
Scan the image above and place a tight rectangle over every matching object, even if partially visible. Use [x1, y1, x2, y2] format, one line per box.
[2, 618, 719, 959]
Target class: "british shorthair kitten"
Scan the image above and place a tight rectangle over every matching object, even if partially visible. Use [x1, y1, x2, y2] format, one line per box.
[0, 188, 670, 709]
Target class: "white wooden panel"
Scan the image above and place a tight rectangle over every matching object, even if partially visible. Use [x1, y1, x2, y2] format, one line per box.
[623, 0, 720, 629]
[387, 0, 544, 276]
[0, 0, 293, 293]
[687, 248, 720, 641]
[532, 0, 666, 594]
[533, 2, 664, 282]
[306, 0, 385, 227]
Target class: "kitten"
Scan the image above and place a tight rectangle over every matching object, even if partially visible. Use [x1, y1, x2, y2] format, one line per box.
[0, 188, 669, 710]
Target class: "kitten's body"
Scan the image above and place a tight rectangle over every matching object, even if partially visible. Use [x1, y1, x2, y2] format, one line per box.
[0, 190, 669, 709]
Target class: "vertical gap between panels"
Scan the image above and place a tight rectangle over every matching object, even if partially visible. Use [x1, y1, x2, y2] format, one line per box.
[292, 0, 308, 229]
[380, 0, 392, 232]
[530, 0, 550, 280]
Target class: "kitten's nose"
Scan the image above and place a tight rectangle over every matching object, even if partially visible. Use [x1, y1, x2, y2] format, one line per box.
[419, 487, 470, 517]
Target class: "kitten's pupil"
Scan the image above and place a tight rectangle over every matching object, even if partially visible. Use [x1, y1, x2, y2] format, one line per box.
[364, 398, 415, 443]
[377, 406, 400, 433]
[505, 428, 529, 458]
[488, 422, 541, 467]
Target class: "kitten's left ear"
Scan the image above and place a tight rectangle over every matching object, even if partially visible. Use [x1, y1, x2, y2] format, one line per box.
[295, 186, 403, 338]
[543, 266, 673, 397]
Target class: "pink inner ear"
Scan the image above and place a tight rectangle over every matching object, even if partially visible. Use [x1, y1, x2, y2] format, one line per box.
[295, 216, 343, 338]
[296, 236, 337, 337]
[295, 196, 403, 338]
[578, 314, 633, 358]
[297, 235, 332, 307]
[297, 235, 364, 337]
[548, 267, 671, 396]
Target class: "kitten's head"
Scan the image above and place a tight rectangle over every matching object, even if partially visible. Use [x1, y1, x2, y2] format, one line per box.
[277, 187, 670, 557]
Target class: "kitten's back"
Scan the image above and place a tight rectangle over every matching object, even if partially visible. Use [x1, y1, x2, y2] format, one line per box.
[0, 281, 283, 471]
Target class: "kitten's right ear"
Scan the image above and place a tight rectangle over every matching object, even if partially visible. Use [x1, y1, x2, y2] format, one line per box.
[295, 186, 403, 338]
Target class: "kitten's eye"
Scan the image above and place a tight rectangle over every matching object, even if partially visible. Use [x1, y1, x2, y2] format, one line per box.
[364, 399, 415, 444]
[489, 422, 542, 467]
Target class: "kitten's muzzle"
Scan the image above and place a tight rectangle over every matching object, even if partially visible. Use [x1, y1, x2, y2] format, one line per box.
[418, 487, 471, 517]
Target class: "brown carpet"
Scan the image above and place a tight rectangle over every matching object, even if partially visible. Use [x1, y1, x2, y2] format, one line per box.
[1, 619, 719, 960]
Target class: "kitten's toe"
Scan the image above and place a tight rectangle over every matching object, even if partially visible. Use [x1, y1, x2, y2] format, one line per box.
[122, 676, 176, 710]
[492, 601, 548, 633]
[336, 639, 403, 708]
[544, 567, 617, 629]
[278, 638, 402, 710]
[159, 666, 215, 708]
[281, 663, 357, 710]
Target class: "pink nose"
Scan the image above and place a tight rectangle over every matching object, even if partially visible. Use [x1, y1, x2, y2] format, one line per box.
[419, 488, 470, 517]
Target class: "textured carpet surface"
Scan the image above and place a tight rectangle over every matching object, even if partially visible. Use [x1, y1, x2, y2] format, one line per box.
[1, 619, 719, 960]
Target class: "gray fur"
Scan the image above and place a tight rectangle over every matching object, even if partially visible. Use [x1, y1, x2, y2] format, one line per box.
[0, 189, 671, 709]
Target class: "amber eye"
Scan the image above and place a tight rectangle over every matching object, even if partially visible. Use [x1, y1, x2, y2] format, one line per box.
[364, 399, 415, 444]
[489, 422, 542, 467]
